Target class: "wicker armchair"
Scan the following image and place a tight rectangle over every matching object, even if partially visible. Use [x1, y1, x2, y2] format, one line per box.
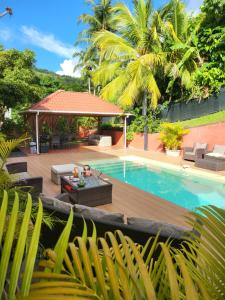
[6, 162, 43, 200]
[6, 162, 28, 174]
[183, 143, 208, 162]
[13, 177, 43, 201]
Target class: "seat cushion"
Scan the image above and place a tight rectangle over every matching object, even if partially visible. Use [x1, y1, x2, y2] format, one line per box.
[51, 164, 76, 174]
[206, 153, 225, 159]
[213, 145, 225, 154]
[127, 217, 189, 239]
[75, 204, 124, 223]
[185, 151, 195, 156]
[40, 194, 75, 213]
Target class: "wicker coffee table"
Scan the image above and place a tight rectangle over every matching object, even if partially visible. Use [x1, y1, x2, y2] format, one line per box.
[60, 175, 112, 206]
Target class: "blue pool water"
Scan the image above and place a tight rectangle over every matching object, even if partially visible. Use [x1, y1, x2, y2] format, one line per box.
[89, 159, 225, 211]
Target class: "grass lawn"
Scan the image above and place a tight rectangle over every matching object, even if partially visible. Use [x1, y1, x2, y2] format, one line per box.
[177, 110, 225, 128]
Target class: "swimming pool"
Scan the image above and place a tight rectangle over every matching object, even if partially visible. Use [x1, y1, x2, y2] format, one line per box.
[87, 157, 225, 211]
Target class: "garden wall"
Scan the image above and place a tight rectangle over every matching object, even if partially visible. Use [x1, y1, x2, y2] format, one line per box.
[107, 121, 225, 151]
[161, 87, 225, 122]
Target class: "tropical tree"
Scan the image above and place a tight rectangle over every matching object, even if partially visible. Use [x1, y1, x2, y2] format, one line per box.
[1, 190, 224, 299]
[75, 0, 115, 93]
[159, 0, 203, 101]
[93, 0, 164, 150]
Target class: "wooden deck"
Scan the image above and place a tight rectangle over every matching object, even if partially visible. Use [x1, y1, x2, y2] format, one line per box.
[8, 145, 203, 227]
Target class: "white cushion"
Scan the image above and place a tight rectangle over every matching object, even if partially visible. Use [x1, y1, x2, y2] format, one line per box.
[213, 145, 225, 154]
[206, 153, 225, 158]
[51, 164, 75, 174]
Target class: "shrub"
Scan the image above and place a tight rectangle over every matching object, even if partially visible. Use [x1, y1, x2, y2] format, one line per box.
[160, 122, 189, 150]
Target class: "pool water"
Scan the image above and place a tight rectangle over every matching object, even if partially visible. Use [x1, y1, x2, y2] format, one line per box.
[89, 158, 225, 211]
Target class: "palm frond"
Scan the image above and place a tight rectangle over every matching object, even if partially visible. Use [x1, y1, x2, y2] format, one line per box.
[93, 30, 137, 60]
[92, 61, 121, 86]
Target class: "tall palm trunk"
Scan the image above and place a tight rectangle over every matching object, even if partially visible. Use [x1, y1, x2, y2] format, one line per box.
[88, 77, 91, 93]
[142, 93, 148, 151]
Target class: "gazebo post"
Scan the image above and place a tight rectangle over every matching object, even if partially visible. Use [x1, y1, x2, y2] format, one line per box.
[123, 115, 127, 149]
[35, 112, 40, 154]
[97, 117, 102, 134]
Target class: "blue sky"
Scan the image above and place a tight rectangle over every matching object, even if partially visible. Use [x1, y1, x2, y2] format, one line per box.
[0, 0, 203, 77]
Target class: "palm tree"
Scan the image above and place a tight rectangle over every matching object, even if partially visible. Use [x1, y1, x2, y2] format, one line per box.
[159, 0, 203, 99]
[73, 50, 97, 93]
[75, 0, 114, 93]
[93, 0, 164, 150]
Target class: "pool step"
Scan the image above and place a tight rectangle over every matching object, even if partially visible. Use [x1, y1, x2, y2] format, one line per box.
[91, 162, 145, 174]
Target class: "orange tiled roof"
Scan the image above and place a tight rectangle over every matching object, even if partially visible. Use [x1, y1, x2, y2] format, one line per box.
[28, 90, 123, 116]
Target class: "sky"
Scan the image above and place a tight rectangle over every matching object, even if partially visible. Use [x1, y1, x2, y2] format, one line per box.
[0, 0, 203, 77]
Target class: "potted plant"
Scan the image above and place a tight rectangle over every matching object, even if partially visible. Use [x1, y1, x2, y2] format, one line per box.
[56, 117, 70, 144]
[40, 122, 52, 153]
[159, 122, 189, 157]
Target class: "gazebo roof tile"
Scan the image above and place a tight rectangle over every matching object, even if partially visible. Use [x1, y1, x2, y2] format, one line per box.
[28, 90, 123, 116]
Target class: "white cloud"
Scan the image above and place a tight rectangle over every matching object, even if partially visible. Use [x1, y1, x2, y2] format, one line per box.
[0, 27, 12, 41]
[21, 25, 74, 58]
[186, 0, 203, 14]
[56, 59, 81, 78]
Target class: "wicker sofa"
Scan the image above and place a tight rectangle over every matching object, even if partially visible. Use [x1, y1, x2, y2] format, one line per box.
[6, 162, 43, 199]
[40, 193, 196, 253]
[195, 144, 225, 171]
[183, 143, 208, 161]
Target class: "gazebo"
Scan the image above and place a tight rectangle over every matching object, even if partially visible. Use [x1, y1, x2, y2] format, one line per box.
[25, 90, 129, 154]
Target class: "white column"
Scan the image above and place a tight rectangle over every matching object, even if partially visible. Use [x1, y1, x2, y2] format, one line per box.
[35, 112, 40, 154]
[123, 115, 127, 149]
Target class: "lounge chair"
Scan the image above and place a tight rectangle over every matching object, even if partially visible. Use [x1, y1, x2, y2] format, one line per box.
[195, 145, 225, 171]
[6, 162, 43, 200]
[183, 143, 208, 162]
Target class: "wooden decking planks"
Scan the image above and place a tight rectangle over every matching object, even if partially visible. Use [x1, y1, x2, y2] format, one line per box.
[8, 146, 190, 227]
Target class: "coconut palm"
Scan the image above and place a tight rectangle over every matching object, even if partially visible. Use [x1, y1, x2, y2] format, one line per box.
[75, 0, 115, 93]
[159, 0, 203, 98]
[92, 0, 164, 150]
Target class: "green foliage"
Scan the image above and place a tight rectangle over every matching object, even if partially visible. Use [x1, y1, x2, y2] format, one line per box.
[160, 122, 189, 149]
[0, 135, 30, 190]
[0, 192, 43, 299]
[56, 117, 70, 134]
[1, 191, 225, 299]
[128, 107, 161, 134]
[0, 49, 42, 121]
[100, 122, 123, 130]
[193, 64, 225, 97]
[78, 117, 98, 129]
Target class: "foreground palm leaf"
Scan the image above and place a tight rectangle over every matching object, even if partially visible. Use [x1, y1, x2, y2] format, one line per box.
[27, 219, 222, 299]
[0, 191, 43, 300]
[1, 192, 224, 299]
